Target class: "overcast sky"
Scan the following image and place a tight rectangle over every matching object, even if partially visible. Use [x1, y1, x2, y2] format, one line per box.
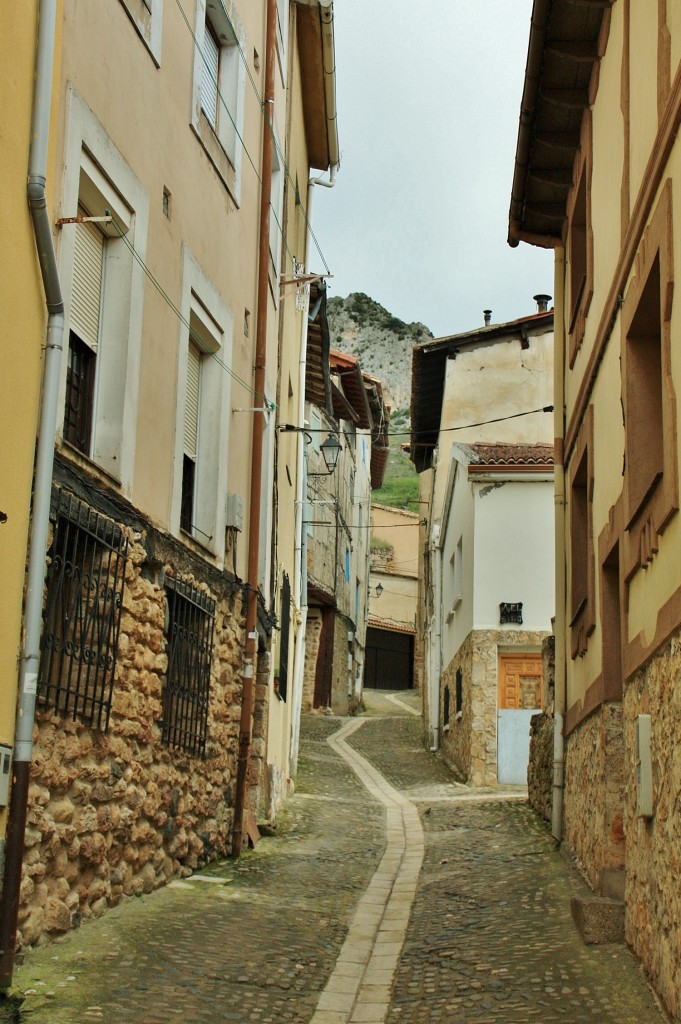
[311, 0, 553, 340]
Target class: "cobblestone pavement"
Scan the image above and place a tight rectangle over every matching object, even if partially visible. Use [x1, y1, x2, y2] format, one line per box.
[1, 689, 667, 1024]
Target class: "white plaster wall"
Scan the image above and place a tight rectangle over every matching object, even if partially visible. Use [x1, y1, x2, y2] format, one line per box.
[440, 455, 475, 669]
[472, 478, 554, 631]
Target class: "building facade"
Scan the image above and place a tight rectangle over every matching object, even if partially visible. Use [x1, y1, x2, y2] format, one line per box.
[366, 504, 419, 692]
[1, 0, 340, 957]
[510, 2, 681, 1015]
[411, 310, 555, 782]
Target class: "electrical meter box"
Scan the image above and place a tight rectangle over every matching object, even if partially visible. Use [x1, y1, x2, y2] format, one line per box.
[225, 493, 244, 532]
[0, 744, 13, 807]
[635, 714, 653, 818]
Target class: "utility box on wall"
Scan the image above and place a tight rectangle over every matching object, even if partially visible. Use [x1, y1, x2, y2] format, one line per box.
[635, 714, 653, 818]
[0, 744, 13, 807]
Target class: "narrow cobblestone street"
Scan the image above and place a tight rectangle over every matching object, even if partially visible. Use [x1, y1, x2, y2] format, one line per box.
[3, 691, 666, 1024]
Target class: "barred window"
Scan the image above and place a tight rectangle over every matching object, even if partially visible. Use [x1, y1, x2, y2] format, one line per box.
[277, 573, 291, 702]
[39, 494, 128, 731]
[161, 578, 215, 756]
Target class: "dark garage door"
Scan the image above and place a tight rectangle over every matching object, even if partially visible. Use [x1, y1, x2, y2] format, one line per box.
[365, 627, 413, 690]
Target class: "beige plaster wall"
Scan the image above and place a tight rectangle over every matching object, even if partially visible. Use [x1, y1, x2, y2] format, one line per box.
[0, 3, 63, 845]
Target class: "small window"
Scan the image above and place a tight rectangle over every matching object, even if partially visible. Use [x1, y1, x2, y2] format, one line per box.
[200, 17, 220, 128]
[455, 669, 463, 715]
[64, 210, 104, 455]
[39, 494, 128, 731]
[191, 1, 245, 201]
[277, 573, 291, 702]
[443, 686, 450, 727]
[569, 407, 595, 658]
[181, 339, 202, 534]
[162, 577, 215, 756]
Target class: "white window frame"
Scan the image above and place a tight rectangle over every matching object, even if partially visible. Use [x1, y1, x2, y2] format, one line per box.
[191, 0, 246, 206]
[117, 0, 164, 65]
[58, 86, 149, 493]
[171, 246, 233, 558]
[269, 133, 284, 289]
[275, 0, 288, 80]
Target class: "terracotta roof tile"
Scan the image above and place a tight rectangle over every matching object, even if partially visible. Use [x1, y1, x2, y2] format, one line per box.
[468, 442, 554, 467]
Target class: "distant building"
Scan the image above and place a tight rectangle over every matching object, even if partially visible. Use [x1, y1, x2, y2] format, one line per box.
[366, 504, 419, 692]
[411, 308, 555, 784]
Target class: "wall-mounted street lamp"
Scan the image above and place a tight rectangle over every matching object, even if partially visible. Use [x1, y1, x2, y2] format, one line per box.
[375, 582, 383, 598]
[278, 424, 342, 476]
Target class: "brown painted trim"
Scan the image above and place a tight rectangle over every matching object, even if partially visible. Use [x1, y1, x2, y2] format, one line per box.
[565, 672, 605, 736]
[624, 580, 681, 681]
[620, 179, 678, 581]
[567, 111, 595, 367]
[621, 0, 630, 243]
[568, 406, 596, 659]
[658, 0, 671, 123]
[564, 60, 681, 464]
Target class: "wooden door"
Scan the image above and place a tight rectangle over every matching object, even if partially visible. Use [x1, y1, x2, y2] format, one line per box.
[498, 654, 543, 710]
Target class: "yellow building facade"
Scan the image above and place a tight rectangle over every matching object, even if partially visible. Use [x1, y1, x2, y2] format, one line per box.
[511, 2, 681, 1015]
[0, 4, 62, 848]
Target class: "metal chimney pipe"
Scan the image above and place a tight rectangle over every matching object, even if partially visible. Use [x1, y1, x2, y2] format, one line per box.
[534, 293, 552, 314]
[483, 309, 492, 326]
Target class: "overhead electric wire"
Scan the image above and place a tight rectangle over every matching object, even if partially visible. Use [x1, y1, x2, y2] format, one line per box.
[110, 217, 267, 403]
[173, 0, 331, 278]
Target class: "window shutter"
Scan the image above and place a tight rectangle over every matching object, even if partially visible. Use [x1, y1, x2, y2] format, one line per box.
[184, 341, 201, 460]
[71, 212, 104, 352]
[201, 20, 219, 128]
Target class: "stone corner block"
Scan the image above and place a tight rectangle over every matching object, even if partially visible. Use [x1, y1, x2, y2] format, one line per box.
[570, 894, 625, 944]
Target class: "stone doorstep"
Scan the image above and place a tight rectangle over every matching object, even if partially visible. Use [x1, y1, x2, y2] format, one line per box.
[570, 893, 625, 944]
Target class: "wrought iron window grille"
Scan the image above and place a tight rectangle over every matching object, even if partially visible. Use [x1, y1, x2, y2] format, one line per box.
[276, 573, 291, 702]
[39, 493, 128, 731]
[500, 602, 523, 625]
[161, 577, 215, 757]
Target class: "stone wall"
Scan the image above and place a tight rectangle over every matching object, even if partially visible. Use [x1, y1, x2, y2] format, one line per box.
[440, 635, 474, 781]
[330, 612, 352, 715]
[302, 608, 323, 712]
[16, 489, 254, 950]
[441, 629, 549, 786]
[622, 634, 681, 1021]
[528, 635, 555, 822]
[563, 703, 625, 893]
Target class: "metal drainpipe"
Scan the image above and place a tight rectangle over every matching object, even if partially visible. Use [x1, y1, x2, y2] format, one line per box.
[288, 177, 314, 776]
[232, 0, 276, 859]
[289, 0, 340, 775]
[0, 0, 64, 989]
[552, 246, 567, 842]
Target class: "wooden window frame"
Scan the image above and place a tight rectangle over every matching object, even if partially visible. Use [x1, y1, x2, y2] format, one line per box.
[569, 406, 596, 659]
[621, 179, 678, 582]
[567, 112, 594, 368]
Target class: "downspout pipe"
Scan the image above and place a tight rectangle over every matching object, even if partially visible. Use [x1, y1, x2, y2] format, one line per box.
[0, 0, 64, 989]
[552, 247, 567, 843]
[232, 0, 276, 858]
[289, 0, 339, 773]
[288, 183, 314, 778]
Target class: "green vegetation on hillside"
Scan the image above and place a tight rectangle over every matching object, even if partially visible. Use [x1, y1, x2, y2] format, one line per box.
[373, 407, 419, 510]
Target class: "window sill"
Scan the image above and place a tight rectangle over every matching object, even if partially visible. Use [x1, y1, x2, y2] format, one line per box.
[117, 0, 162, 66]
[191, 114, 239, 208]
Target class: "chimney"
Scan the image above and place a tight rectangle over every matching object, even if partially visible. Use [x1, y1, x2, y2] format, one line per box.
[534, 293, 552, 314]
[483, 309, 492, 326]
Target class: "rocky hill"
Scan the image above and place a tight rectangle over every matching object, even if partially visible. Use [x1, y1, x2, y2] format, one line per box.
[326, 293, 433, 414]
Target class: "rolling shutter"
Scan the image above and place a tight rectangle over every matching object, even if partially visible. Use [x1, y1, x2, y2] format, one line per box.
[184, 341, 201, 459]
[201, 20, 219, 128]
[71, 210, 104, 352]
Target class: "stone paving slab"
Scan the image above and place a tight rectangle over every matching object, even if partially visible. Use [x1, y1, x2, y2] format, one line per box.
[0, 692, 669, 1024]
